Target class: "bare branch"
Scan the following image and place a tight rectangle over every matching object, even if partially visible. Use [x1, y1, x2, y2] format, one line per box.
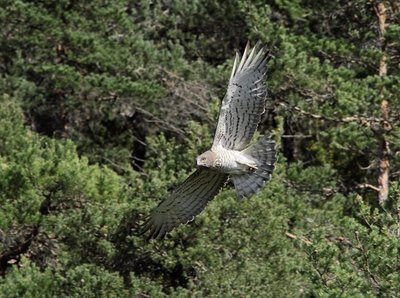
[277, 102, 391, 128]
[281, 134, 312, 138]
[357, 183, 380, 192]
[285, 232, 313, 245]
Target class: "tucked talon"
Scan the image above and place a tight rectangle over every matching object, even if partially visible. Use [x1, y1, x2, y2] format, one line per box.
[248, 165, 258, 172]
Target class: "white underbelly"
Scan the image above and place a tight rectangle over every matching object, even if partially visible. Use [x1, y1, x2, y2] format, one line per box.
[215, 148, 256, 174]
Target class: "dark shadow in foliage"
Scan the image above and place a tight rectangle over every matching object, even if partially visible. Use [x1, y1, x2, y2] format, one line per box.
[134, 1, 250, 65]
[129, 113, 148, 172]
[0, 226, 39, 277]
[109, 211, 195, 293]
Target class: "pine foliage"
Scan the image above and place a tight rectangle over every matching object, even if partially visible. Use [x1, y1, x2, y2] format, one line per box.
[1, 0, 399, 296]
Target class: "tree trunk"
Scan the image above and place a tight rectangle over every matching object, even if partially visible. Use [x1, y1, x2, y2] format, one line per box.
[375, 1, 390, 204]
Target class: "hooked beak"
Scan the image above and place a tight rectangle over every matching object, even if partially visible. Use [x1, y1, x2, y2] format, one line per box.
[196, 158, 206, 168]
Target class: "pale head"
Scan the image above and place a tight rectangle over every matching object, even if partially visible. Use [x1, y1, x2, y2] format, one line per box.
[196, 150, 217, 168]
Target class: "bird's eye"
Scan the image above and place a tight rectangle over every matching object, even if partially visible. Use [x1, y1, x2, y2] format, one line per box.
[201, 157, 206, 161]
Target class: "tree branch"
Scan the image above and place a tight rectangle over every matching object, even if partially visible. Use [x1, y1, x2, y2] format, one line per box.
[277, 102, 391, 128]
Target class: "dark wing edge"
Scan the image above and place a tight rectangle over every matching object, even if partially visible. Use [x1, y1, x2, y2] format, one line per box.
[212, 41, 271, 150]
[141, 169, 228, 239]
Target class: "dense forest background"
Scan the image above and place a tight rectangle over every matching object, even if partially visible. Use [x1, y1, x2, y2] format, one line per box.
[1, 0, 400, 296]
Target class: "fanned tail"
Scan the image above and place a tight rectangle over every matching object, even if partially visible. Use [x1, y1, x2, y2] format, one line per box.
[232, 134, 276, 199]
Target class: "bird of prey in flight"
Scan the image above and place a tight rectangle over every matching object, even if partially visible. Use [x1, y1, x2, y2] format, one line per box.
[142, 42, 276, 239]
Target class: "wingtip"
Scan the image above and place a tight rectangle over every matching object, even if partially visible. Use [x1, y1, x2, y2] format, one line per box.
[245, 40, 251, 51]
[140, 213, 173, 240]
[230, 52, 240, 81]
[139, 216, 152, 235]
[234, 41, 271, 74]
[237, 42, 250, 72]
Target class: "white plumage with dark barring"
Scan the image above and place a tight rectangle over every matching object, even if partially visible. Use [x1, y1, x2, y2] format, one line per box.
[142, 42, 277, 239]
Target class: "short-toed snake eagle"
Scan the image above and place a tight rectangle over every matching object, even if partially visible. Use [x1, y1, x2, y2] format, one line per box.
[142, 42, 276, 239]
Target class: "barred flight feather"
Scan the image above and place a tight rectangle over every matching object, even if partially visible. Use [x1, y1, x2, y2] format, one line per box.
[213, 43, 270, 151]
[142, 42, 274, 239]
[141, 169, 228, 239]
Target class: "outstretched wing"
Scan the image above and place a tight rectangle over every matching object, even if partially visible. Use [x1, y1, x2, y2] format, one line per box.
[141, 169, 228, 239]
[212, 42, 270, 151]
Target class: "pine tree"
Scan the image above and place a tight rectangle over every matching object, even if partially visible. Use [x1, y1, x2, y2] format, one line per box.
[1, 0, 399, 296]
